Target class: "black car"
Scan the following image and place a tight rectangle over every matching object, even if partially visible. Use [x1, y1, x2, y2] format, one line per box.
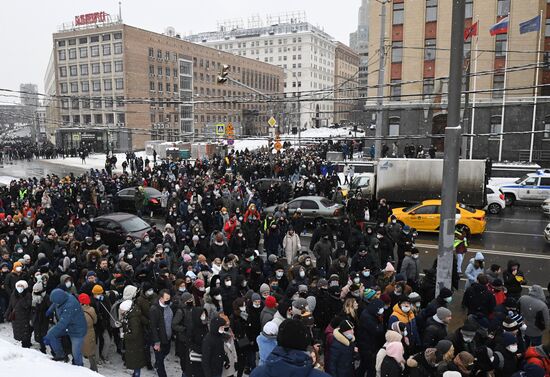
[252, 178, 294, 201]
[115, 187, 163, 213]
[91, 213, 151, 249]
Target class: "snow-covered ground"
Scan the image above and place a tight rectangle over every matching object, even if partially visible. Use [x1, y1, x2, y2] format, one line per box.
[39, 152, 149, 174]
[0, 323, 182, 376]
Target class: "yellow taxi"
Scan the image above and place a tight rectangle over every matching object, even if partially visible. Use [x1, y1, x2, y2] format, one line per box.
[392, 199, 487, 235]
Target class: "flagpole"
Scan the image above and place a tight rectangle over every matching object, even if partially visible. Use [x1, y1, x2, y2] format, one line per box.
[529, 10, 543, 163]
[469, 17, 479, 160]
[498, 12, 510, 162]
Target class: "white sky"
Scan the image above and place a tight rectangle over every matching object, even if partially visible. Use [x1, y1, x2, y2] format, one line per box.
[0, 0, 361, 101]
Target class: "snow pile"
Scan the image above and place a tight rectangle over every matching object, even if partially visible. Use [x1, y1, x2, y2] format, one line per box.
[0, 338, 104, 376]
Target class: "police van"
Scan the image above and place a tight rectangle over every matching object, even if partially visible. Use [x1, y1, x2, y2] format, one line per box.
[498, 169, 550, 206]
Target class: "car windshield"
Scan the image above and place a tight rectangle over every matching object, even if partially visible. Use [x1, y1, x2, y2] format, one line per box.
[403, 204, 419, 212]
[320, 198, 335, 207]
[514, 175, 529, 184]
[458, 203, 476, 213]
[119, 217, 150, 232]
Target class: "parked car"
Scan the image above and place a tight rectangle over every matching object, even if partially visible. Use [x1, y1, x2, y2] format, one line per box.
[544, 223, 550, 243]
[264, 196, 344, 224]
[252, 178, 294, 201]
[115, 187, 162, 213]
[498, 169, 550, 206]
[542, 198, 550, 216]
[392, 199, 487, 235]
[485, 185, 506, 215]
[91, 212, 151, 248]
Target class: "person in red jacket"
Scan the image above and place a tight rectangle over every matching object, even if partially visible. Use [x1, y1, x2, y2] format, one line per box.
[524, 344, 550, 377]
[224, 214, 240, 240]
[488, 278, 507, 306]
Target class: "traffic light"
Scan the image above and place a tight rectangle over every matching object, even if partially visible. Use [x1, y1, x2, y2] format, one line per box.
[217, 64, 230, 84]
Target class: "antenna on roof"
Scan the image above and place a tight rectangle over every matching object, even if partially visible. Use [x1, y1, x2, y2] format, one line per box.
[118, 1, 122, 22]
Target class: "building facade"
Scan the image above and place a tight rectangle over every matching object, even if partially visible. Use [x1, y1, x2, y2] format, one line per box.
[366, 0, 550, 162]
[334, 42, 360, 124]
[19, 83, 39, 108]
[350, 0, 370, 98]
[185, 12, 337, 131]
[49, 21, 283, 151]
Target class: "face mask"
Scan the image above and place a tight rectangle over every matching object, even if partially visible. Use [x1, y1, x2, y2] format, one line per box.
[403, 330, 408, 337]
[71, 257, 76, 263]
[15, 266, 22, 272]
[240, 306, 246, 312]
[249, 255, 254, 261]
[376, 234, 383, 239]
[214, 294, 222, 300]
[253, 303, 261, 308]
[22, 238, 27, 243]
[394, 288, 402, 296]
[305, 260, 311, 266]
[135, 243, 141, 248]
[299, 270, 305, 278]
[507, 344, 518, 353]
[146, 289, 154, 297]
[353, 277, 360, 284]
[463, 335, 474, 343]
[489, 356, 495, 363]
[179, 287, 186, 293]
[444, 297, 453, 303]
[520, 324, 527, 331]
[241, 280, 248, 287]
[363, 271, 370, 277]
[401, 305, 410, 313]
[144, 237, 150, 242]
[276, 271, 284, 279]
[340, 263, 346, 268]
[412, 255, 419, 259]
[225, 280, 232, 287]
[16, 248, 23, 253]
[127, 253, 133, 259]
[227, 263, 233, 269]
[218, 327, 225, 334]
[65, 281, 72, 288]
[200, 314, 206, 321]
[392, 220, 396, 224]
[96, 295, 104, 301]
[377, 308, 385, 315]
[16, 287, 24, 293]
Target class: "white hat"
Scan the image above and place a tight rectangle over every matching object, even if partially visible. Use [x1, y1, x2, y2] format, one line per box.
[15, 280, 28, 289]
[263, 321, 279, 336]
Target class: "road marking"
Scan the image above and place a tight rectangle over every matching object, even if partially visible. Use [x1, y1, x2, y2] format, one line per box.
[416, 243, 550, 260]
[483, 230, 544, 237]
[488, 217, 548, 223]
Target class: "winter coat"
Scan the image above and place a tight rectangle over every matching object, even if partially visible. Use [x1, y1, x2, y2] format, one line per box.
[389, 304, 420, 347]
[422, 316, 448, 348]
[257, 332, 278, 366]
[31, 293, 51, 343]
[149, 301, 173, 345]
[250, 346, 331, 377]
[203, 292, 223, 322]
[81, 304, 97, 357]
[122, 303, 147, 370]
[260, 306, 277, 328]
[381, 355, 403, 377]
[202, 317, 228, 377]
[503, 260, 525, 300]
[186, 307, 209, 377]
[222, 339, 239, 377]
[400, 256, 420, 283]
[328, 328, 356, 377]
[462, 282, 496, 317]
[313, 240, 332, 272]
[172, 305, 194, 356]
[282, 232, 301, 263]
[464, 253, 484, 288]
[5, 289, 32, 342]
[524, 345, 550, 377]
[519, 285, 550, 338]
[357, 300, 385, 355]
[47, 288, 87, 339]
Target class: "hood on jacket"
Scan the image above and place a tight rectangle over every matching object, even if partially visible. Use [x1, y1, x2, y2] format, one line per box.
[366, 299, 385, 317]
[263, 346, 315, 376]
[191, 307, 207, 328]
[528, 285, 546, 302]
[123, 285, 138, 301]
[507, 259, 520, 271]
[333, 327, 354, 346]
[209, 316, 226, 335]
[474, 252, 484, 261]
[50, 288, 69, 305]
[385, 330, 403, 344]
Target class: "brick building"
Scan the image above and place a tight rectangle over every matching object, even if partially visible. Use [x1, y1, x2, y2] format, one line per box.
[334, 42, 360, 124]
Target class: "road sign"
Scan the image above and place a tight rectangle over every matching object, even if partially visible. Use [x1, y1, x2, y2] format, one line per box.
[226, 122, 234, 133]
[268, 116, 277, 127]
[227, 139, 235, 146]
[216, 123, 225, 135]
[274, 141, 282, 151]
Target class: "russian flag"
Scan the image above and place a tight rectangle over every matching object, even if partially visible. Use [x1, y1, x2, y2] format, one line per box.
[490, 16, 509, 36]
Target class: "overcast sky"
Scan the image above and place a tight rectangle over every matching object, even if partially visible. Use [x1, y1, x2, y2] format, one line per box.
[0, 0, 361, 101]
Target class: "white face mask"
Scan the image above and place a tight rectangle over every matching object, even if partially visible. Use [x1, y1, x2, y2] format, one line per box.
[276, 271, 284, 279]
[253, 302, 261, 308]
[445, 297, 453, 303]
[65, 281, 72, 288]
[219, 327, 225, 334]
[240, 306, 246, 312]
[507, 344, 518, 353]
[299, 270, 305, 278]
[225, 280, 232, 287]
[16, 286, 24, 293]
[401, 305, 411, 313]
[520, 324, 527, 331]
[378, 308, 385, 315]
[214, 294, 222, 300]
[200, 314, 206, 321]
[353, 277, 360, 284]
[15, 266, 22, 272]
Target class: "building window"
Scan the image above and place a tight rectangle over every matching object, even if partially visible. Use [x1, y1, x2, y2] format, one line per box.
[393, 3, 404, 25]
[114, 60, 123, 72]
[115, 78, 124, 90]
[94, 114, 103, 124]
[390, 79, 401, 101]
[424, 39, 436, 60]
[93, 98, 102, 109]
[102, 44, 111, 56]
[165, 67, 170, 77]
[392, 42, 403, 63]
[102, 34, 111, 41]
[91, 63, 100, 74]
[59, 66, 67, 77]
[58, 40, 66, 47]
[61, 99, 69, 109]
[544, 117, 550, 138]
[70, 82, 78, 93]
[150, 81, 155, 91]
[492, 74, 504, 98]
[91, 45, 99, 57]
[114, 32, 122, 40]
[103, 62, 111, 73]
[495, 34, 507, 57]
[58, 50, 66, 60]
[546, 18, 550, 37]
[490, 115, 502, 138]
[79, 47, 88, 58]
[105, 98, 113, 108]
[104, 79, 112, 91]
[465, 0, 473, 19]
[426, 0, 438, 22]
[114, 42, 122, 54]
[497, 0, 510, 17]
[82, 99, 90, 109]
[68, 48, 76, 59]
[149, 47, 154, 57]
[71, 98, 79, 109]
[90, 35, 99, 43]
[92, 80, 101, 92]
[80, 64, 88, 76]
[389, 117, 400, 136]
[158, 66, 163, 76]
[81, 81, 89, 92]
[423, 78, 435, 98]
[60, 83, 68, 94]
[157, 49, 162, 58]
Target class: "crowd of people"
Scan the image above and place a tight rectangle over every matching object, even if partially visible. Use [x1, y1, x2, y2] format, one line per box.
[0, 142, 549, 377]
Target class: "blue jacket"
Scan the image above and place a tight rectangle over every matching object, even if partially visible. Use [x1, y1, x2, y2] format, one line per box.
[257, 333, 278, 366]
[47, 288, 87, 338]
[250, 346, 330, 377]
[328, 329, 355, 377]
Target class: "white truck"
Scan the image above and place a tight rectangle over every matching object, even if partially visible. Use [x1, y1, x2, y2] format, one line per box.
[348, 158, 490, 208]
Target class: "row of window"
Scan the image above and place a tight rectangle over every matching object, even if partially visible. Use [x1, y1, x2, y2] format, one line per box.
[60, 78, 124, 93]
[149, 113, 180, 123]
[58, 42, 122, 60]
[148, 65, 178, 77]
[61, 97, 125, 109]
[149, 81, 178, 93]
[61, 113, 125, 125]
[60, 61, 123, 77]
[57, 33, 122, 47]
[392, 0, 475, 26]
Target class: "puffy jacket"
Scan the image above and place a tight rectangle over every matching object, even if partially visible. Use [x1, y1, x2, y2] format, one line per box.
[422, 316, 448, 348]
[389, 304, 420, 347]
[519, 285, 550, 338]
[464, 252, 484, 288]
[462, 282, 496, 317]
[250, 346, 331, 377]
[47, 288, 87, 338]
[400, 255, 419, 283]
[257, 332, 277, 366]
[328, 328, 356, 377]
[524, 345, 550, 377]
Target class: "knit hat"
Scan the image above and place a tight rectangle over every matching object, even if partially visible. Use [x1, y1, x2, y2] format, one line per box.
[260, 283, 270, 296]
[408, 292, 421, 303]
[15, 280, 28, 289]
[298, 284, 308, 293]
[436, 307, 452, 322]
[251, 293, 261, 302]
[263, 321, 279, 336]
[503, 316, 519, 331]
[317, 278, 328, 288]
[292, 298, 308, 312]
[194, 279, 205, 289]
[267, 254, 278, 263]
[86, 270, 96, 278]
[523, 364, 546, 377]
[185, 270, 197, 280]
[180, 292, 193, 303]
[502, 332, 517, 347]
[380, 293, 391, 306]
[339, 319, 354, 333]
[395, 273, 406, 283]
[438, 287, 453, 299]
[78, 293, 91, 305]
[182, 254, 192, 263]
[509, 312, 524, 326]
[385, 330, 403, 343]
[364, 288, 377, 301]
[33, 282, 44, 293]
[277, 319, 310, 351]
[265, 295, 277, 309]
[123, 285, 138, 300]
[443, 372, 462, 377]
[384, 262, 395, 272]
[436, 339, 453, 356]
[92, 284, 104, 294]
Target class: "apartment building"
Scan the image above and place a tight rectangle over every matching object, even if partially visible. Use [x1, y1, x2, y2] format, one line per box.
[334, 42, 360, 124]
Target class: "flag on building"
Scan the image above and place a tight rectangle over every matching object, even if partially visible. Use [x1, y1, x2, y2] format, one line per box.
[519, 15, 541, 34]
[489, 16, 509, 36]
[464, 21, 479, 41]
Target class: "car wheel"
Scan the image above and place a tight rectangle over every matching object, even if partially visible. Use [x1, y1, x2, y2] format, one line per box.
[504, 194, 515, 206]
[487, 203, 501, 215]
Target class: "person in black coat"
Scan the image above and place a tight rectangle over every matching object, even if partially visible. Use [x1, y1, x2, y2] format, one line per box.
[149, 290, 174, 377]
[186, 307, 209, 377]
[416, 288, 453, 333]
[31, 281, 51, 353]
[422, 307, 452, 349]
[462, 274, 496, 317]
[202, 316, 229, 377]
[495, 332, 522, 377]
[4, 280, 32, 348]
[328, 320, 357, 377]
[357, 299, 386, 377]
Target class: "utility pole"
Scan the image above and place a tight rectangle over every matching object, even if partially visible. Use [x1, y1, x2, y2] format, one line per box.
[436, 0, 465, 296]
[374, 0, 388, 159]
